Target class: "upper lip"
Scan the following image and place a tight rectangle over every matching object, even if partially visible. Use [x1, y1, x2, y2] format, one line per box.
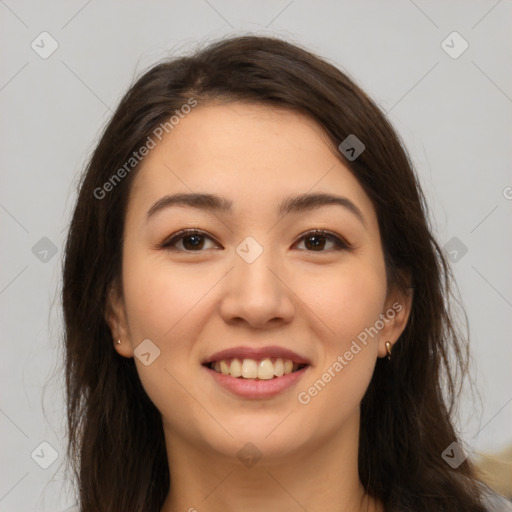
[203, 346, 311, 365]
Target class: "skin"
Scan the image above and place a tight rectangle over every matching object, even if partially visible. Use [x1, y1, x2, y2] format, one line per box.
[106, 102, 412, 512]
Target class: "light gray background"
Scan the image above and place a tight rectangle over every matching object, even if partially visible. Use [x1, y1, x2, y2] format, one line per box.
[1, 1, 511, 510]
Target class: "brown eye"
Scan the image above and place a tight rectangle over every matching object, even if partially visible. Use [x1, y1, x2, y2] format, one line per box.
[295, 230, 350, 252]
[181, 234, 206, 250]
[161, 229, 219, 252]
[303, 234, 328, 251]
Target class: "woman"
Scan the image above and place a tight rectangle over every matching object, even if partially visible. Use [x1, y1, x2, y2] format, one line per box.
[62, 35, 511, 511]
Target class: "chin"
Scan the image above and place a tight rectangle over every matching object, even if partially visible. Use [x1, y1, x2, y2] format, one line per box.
[197, 415, 314, 462]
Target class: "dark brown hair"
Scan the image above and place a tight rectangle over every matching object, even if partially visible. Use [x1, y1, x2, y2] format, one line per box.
[63, 35, 488, 511]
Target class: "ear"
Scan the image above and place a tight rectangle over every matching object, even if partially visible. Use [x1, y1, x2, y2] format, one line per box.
[105, 281, 134, 358]
[377, 282, 413, 359]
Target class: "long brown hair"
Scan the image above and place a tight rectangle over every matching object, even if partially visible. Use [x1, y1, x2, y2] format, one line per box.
[63, 35, 488, 511]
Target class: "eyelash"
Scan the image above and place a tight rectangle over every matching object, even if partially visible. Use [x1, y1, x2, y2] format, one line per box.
[160, 228, 351, 253]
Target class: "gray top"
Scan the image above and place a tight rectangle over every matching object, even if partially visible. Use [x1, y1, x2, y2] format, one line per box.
[480, 484, 512, 511]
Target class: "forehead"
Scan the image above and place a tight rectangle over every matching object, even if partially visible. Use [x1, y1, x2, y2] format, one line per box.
[128, 102, 377, 223]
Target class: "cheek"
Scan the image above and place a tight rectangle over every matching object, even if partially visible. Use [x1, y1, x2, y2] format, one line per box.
[120, 254, 219, 431]
[292, 258, 386, 425]
[120, 252, 225, 403]
[293, 257, 387, 345]
[121, 252, 218, 342]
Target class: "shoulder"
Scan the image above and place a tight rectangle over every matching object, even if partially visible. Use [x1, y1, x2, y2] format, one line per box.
[61, 505, 79, 512]
[479, 483, 512, 512]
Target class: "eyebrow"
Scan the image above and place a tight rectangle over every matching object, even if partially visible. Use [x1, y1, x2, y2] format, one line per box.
[146, 192, 366, 226]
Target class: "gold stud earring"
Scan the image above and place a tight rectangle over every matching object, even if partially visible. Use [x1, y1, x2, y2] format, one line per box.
[385, 341, 392, 361]
[115, 339, 121, 345]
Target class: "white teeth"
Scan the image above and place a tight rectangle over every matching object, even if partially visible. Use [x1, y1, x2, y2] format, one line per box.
[257, 358, 274, 380]
[220, 360, 230, 375]
[210, 357, 304, 379]
[230, 358, 242, 377]
[241, 359, 258, 379]
[274, 357, 284, 376]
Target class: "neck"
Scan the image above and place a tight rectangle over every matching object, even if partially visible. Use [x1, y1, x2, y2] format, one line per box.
[160, 413, 383, 512]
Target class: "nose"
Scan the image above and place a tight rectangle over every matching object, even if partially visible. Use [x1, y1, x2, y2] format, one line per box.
[219, 244, 295, 329]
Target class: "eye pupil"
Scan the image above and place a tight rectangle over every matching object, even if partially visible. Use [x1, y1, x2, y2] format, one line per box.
[183, 235, 204, 250]
[305, 235, 326, 251]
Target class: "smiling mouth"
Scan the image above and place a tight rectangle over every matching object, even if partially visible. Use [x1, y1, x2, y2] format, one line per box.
[205, 357, 308, 380]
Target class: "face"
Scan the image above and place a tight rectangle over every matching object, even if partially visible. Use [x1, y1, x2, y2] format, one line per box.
[107, 102, 410, 463]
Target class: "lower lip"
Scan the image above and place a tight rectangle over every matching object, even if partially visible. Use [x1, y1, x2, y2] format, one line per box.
[204, 365, 309, 399]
